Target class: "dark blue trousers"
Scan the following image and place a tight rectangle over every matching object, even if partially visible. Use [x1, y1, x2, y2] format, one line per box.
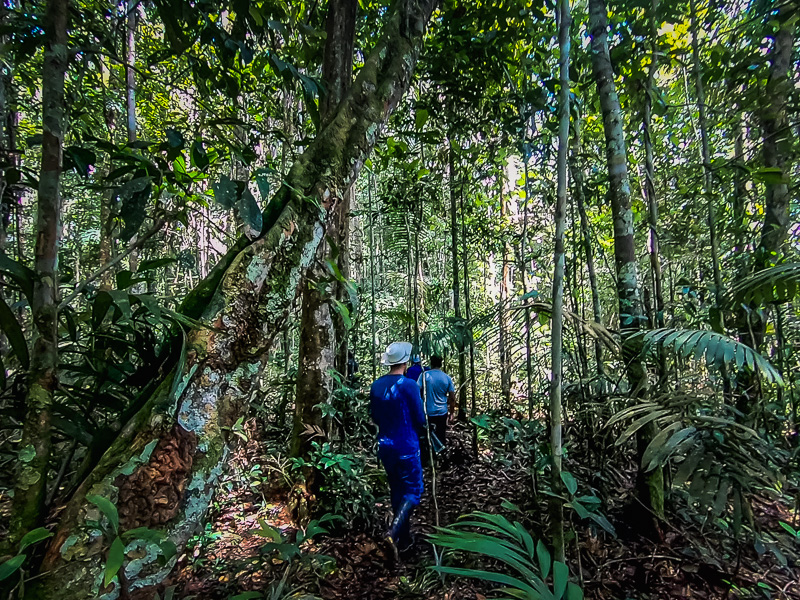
[378, 446, 423, 547]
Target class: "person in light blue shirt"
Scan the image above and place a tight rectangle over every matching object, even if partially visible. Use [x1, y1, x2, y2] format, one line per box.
[416, 355, 456, 446]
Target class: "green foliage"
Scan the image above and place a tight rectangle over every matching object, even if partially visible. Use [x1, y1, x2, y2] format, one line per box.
[632, 328, 783, 384]
[86, 494, 178, 590]
[725, 263, 800, 306]
[608, 391, 794, 531]
[0, 527, 53, 583]
[290, 442, 378, 527]
[429, 511, 583, 600]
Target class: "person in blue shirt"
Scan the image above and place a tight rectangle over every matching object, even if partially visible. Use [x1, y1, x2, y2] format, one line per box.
[417, 355, 456, 446]
[405, 355, 424, 382]
[370, 341, 426, 558]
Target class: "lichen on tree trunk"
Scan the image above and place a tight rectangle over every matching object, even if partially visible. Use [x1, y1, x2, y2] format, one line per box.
[27, 1, 439, 597]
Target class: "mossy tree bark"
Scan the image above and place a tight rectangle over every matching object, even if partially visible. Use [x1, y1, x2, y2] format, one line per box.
[290, 0, 358, 496]
[27, 1, 439, 597]
[588, 0, 665, 521]
[7, 0, 69, 553]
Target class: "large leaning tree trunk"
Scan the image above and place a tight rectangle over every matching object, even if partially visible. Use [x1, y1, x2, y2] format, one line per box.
[290, 0, 358, 473]
[6, 0, 69, 553]
[27, 2, 439, 597]
[588, 0, 664, 521]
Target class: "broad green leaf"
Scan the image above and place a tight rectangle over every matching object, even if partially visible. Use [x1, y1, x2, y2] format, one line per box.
[19, 527, 53, 552]
[536, 539, 551, 579]
[117, 177, 152, 242]
[238, 188, 263, 232]
[0, 295, 29, 369]
[415, 108, 429, 131]
[213, 175, 239, 209]
[553, 561, 569, 600]
[190, 140, 209, 170]
[0, 555, 25, 581]
[87, 495, 119, 534]
[560, 471, 578, 496]
[567, 500, 590, 519]
[567, 582, 584, 600]
[252, 519, 282, 542]
[431, 566, 542, 599]
[588, 512, 617, 537]
[104, 536, 126, 587]
[0, 250, 36, 300]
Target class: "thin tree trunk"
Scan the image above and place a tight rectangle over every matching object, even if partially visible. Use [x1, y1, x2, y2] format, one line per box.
[327, 0, 359, 378]
[498, 172, 512, 411]
[689, 0, 722, 305]
[571, 124, 603, 380]
[588, 0, 664, 521]
[643, 0, 664, 330]
[125, 0, 140, 277]
[735, 11, 794, 417]
[522, 156, 534, 418]
[7, 0, 69, 551]
[31, 3, 438, 595]
[369, 171, 377, 381]
[449, 142, 467, 416]
[461, 175, 476, 418]
[549, 0, 571, 563]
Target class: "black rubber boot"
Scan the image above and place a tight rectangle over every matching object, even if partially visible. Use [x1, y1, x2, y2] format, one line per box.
[385, 499, 415, 561]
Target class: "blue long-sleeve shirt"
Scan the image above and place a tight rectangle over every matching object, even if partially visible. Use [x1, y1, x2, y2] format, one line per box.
[370, 374, 427, 455]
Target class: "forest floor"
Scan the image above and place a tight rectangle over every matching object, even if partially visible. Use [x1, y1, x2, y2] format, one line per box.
[173, 423, 800, 600]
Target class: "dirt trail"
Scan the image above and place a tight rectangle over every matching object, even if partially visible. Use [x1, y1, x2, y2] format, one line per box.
[174, 426, 800, 600]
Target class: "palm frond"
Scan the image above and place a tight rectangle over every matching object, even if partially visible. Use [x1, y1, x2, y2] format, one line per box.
[429, 511, 583, 600]
[725, 262, 800, 306]
[607, 389, 790, 533]
[631, 328, 784, 385]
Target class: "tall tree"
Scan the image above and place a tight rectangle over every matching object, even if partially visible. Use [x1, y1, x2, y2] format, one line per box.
[7, 0, 70, 550]
[498, 168, 512, 411]
[642, 0, 664, 330]
[291, 0, 358, 468]
[736, 9, 796, 415]
[29, 1, 439, 596]
[449, 141, 467, 417]
[689, 0, 722, 305]
[125, 0, 140, 276]
[549, 0, 571, 564]
[588, 0, 664, 520]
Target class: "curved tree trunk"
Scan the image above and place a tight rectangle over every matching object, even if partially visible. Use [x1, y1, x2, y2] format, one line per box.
[7, 0, 69, 553]
[28, 2, 439, 597]
[588, 0, 664, 521]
